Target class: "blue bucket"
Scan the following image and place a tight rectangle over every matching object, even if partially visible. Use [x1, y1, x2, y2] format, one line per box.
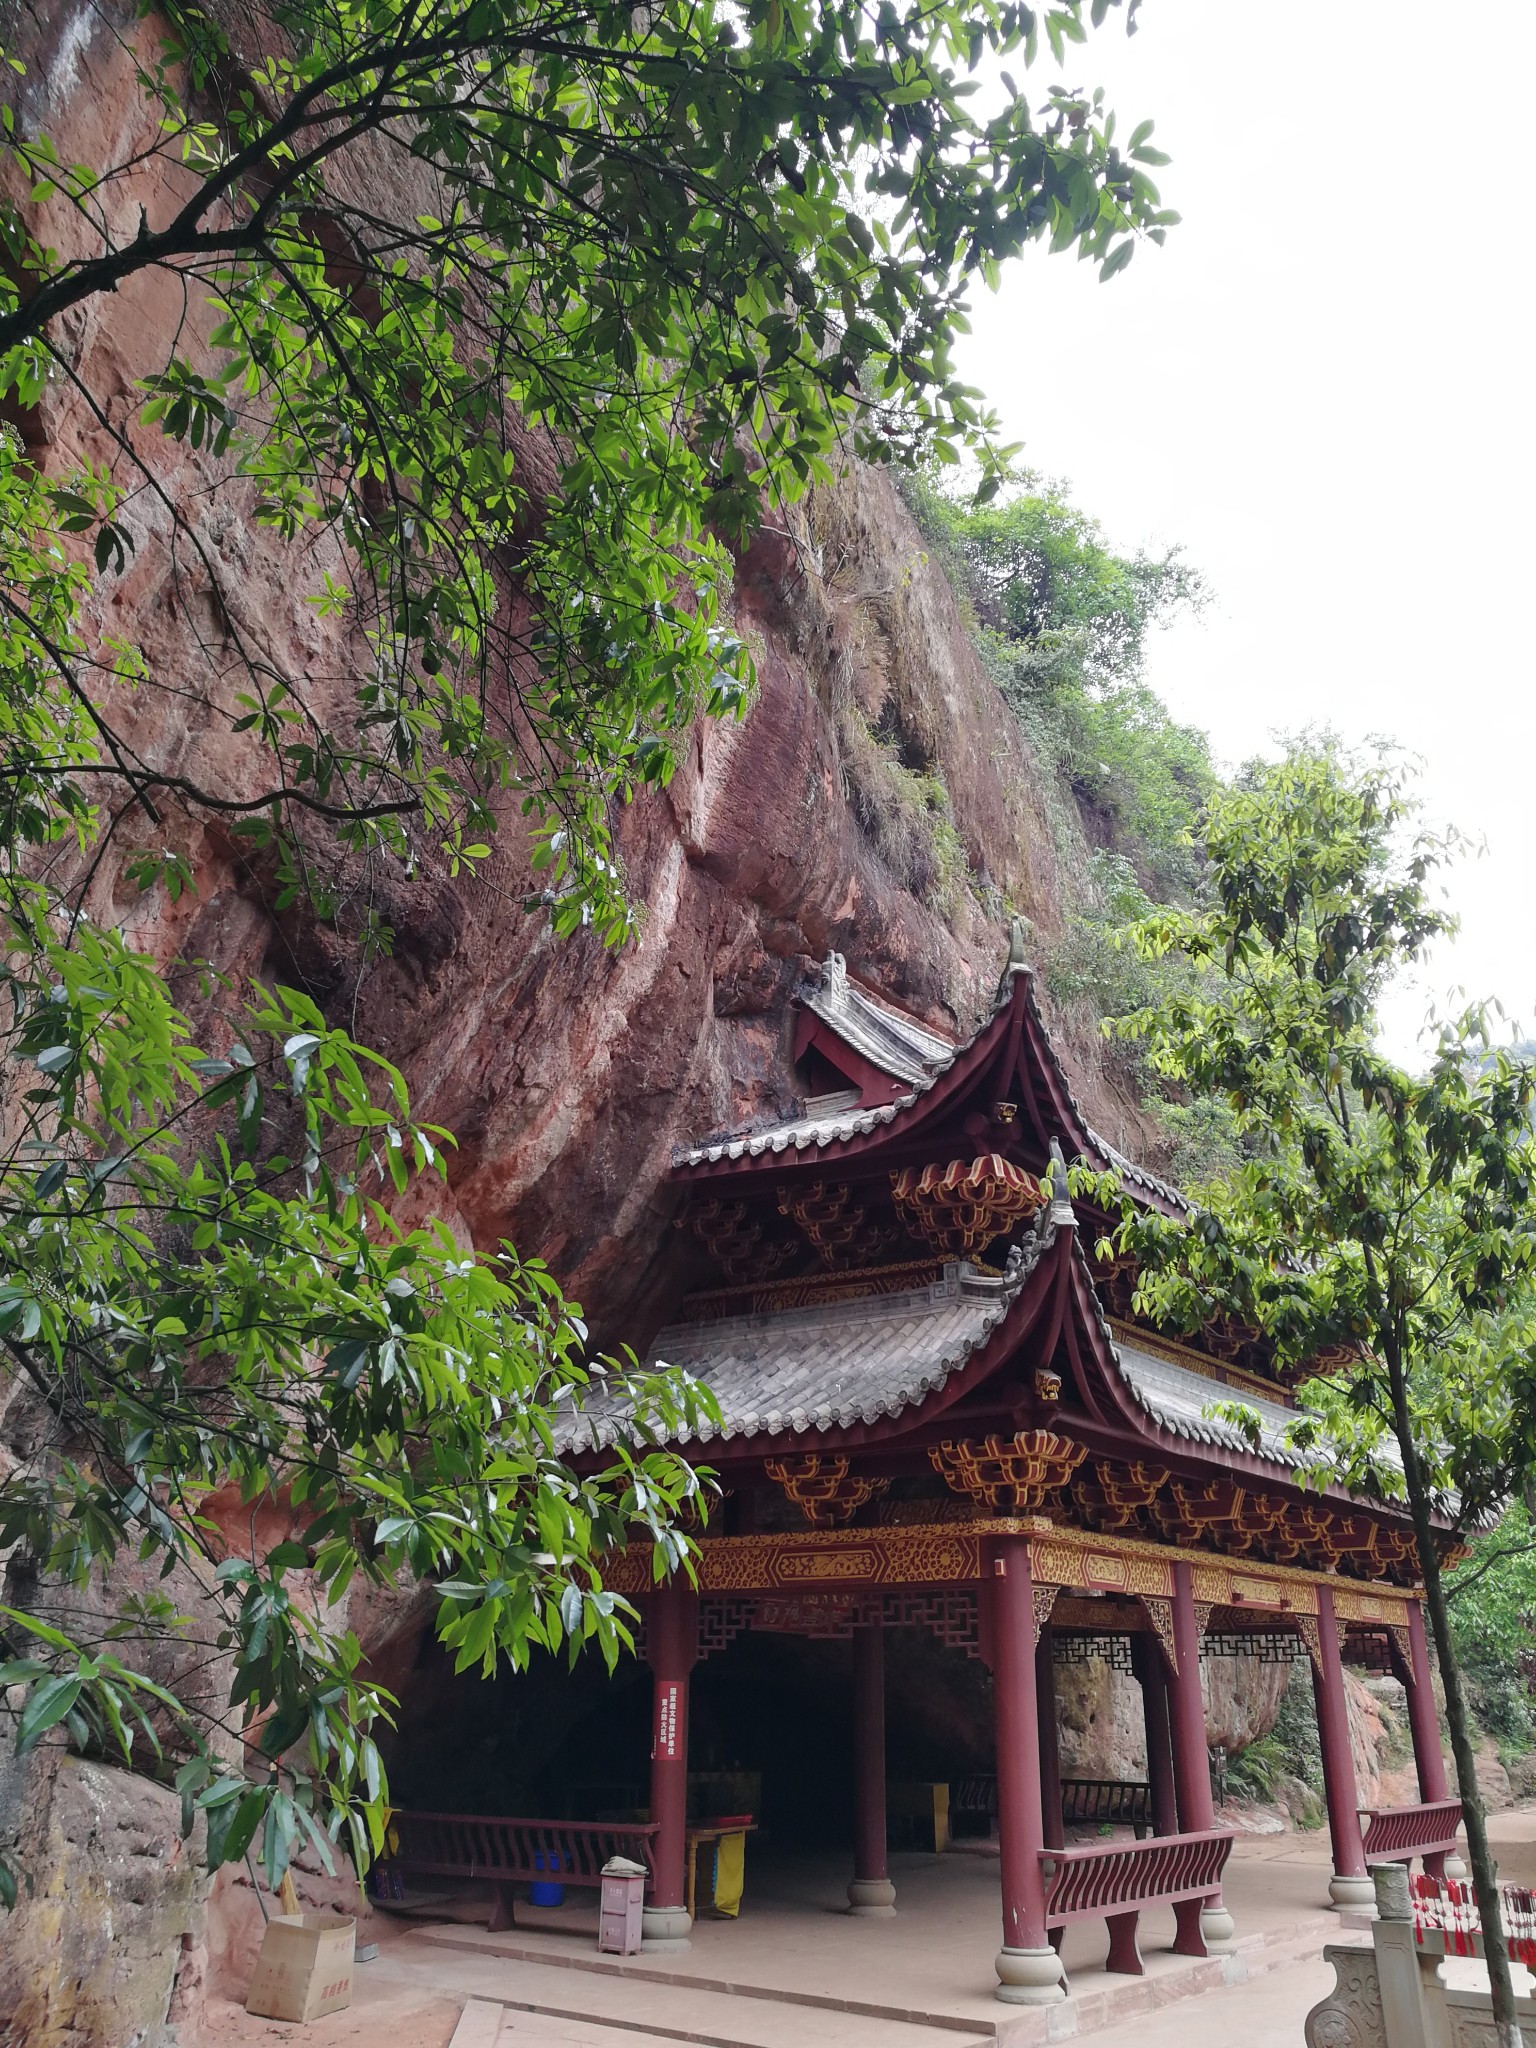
[530, 1851, 565, 1907]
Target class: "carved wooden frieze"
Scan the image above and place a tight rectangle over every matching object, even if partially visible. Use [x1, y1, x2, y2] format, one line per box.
[688, 1197, 800, 1282]
[890, 1154, 1044, 1258]
[602, 1517, 1420, 1622]
[763, 1452, 891, 1528]
[1140, 1594, 1180, 1675]
[930, 1428, 1087, 1512]
[1076, 1458, 1171, 1533]
[775, 1181, 901, 1268]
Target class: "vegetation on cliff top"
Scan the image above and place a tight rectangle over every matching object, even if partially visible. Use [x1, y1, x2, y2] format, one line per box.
[902, 465, 1245, 1179]
[0, 0, 1169, 1904]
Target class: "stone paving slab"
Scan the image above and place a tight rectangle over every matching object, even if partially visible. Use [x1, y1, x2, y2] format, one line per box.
[369, 1941, 993, 2048]
[389, 1832, 1343, 2028]
[372, 1831, 1360, 2048]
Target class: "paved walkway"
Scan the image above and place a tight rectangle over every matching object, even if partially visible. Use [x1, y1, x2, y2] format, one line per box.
[192, 1809, 1536, 2048]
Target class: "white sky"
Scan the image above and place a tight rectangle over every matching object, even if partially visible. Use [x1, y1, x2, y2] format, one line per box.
[957, 0, 1536, 1063]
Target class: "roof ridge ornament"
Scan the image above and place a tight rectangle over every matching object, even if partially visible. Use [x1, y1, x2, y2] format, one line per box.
[1047, 1138, 1077, 1229]
[995, 913, 1033, 1004]
[822, 951, 849, 1000]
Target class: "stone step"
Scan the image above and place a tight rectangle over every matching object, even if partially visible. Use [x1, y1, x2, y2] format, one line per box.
[412, 1909, 1349, 2048]
[451, 1999, 511, 2048]
[412, 1923, 990, 2035]
[387, 1939, 992, 2048]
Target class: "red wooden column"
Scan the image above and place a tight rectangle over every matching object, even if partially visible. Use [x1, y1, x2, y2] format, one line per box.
[1403, 1600, 1450, 1801]
[1036, 1626, 1065, 1853]
[644, 1578, 698, 1949]
[1311, 1584, 1374, 1911]
[1130, 1633, 1178, 1837]
[1402, 1600, 1463, 1881]
[1168, 1562, 1235, 1947]
[987, 1536, 1065, 2005]
[848, 1620, 896, 1915]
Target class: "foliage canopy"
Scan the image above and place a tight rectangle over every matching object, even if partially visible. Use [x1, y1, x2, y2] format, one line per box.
[1111, 741, 1536, 2039]
[907, 466, 1210, 891]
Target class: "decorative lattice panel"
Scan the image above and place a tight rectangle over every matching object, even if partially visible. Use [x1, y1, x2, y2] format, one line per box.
[697, 1597, 758, 1660]
[1053, 1632, 1135, 1675]
[1341, 1628, 1395, 1675]
[1203, 1630, 1306, 1663]
[880, 1589, 981, 1658]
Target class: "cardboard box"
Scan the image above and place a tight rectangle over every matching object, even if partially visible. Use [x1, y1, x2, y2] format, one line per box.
[245, 1913, 356, 2023]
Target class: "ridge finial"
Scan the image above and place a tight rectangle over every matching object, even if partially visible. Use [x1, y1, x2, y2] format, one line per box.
[996, 914, 1033, 1003]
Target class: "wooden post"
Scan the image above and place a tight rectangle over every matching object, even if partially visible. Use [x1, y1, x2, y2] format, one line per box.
[1131, 1633, 1178, 1837]
[1404, 1600, 1451, 1801]
[1036, 1626, 1065, 1853]
[643, 1578, 698, 1950]
[849, 1621, 896, 1915]
[1403, 1599, 1460, 1881]
[1168, 1562, 1235, 1948]
[1312, 1583, 1374, 1911]
[987, 1536, 1064, 2005]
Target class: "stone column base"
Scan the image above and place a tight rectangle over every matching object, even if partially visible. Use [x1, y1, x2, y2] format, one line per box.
[1200, 1902, 1237, 1949]
[847, 1876, 897, 1917]
[1328, 1872, 1378, 1912]
[995, 1946, 1066, 2005]
[1445, 1854, 1469, 1882]
[641, 1905, 693, 1951]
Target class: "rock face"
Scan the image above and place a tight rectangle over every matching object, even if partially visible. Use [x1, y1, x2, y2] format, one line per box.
[1055, 1652, 1292, 1785]
[0, 1751, 201, 2048]
[1207, 1654, 1293, 1756]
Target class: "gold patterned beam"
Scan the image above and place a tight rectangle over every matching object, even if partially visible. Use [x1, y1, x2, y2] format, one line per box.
[599, 1514, 1420, 1616]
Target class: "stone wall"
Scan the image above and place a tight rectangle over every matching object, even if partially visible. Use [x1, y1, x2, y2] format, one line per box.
[0, 1750, 200, 2048]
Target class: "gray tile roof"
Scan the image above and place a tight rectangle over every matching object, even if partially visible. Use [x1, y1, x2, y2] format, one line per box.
[1110, 1335, 1407, 1487]
[557, 1233, 1052, 1453]
[803, 953, 958, 1087]
[673, 954, 1188, 1215]
[1112, 1340, 1314, 1469]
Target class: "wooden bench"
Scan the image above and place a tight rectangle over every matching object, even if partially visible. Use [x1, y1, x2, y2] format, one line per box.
[373, 1811, 659, 1931]
[951, 1775, 1153, 1839]
[1041, 1827, 1234, 1977]
[1360, 1799, 1463, 1876]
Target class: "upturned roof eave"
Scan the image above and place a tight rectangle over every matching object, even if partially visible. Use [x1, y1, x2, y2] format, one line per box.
[671, 963, 1188, 1217]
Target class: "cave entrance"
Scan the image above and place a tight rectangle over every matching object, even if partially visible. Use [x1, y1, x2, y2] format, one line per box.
[376, 1615, 995, 1859]
[379, 1624, 654, 1822]
[686, 1621, 995, 1853]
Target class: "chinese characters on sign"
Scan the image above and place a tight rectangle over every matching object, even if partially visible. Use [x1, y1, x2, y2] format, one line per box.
[653, 1679, 682, 1760]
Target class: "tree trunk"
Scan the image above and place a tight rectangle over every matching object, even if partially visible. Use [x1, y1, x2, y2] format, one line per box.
[1386, 1346, 1520, 2048]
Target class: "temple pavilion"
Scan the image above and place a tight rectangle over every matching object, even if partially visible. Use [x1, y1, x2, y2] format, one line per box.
[556, 943, 1462, 2004]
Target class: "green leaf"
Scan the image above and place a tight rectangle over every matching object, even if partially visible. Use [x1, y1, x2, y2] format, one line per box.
[17, 1675, 83, 1752]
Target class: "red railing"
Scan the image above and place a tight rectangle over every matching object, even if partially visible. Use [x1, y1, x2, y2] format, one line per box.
[1063, 1779, 1154, 1836]
[375, 1811, 659, 1907]
[1041, 1828, 1232, 1922]
[1040, 1828, 1234, 1976]
[1360, 1800, 1462, 1866]
[952, 1774, 1152, 1835]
